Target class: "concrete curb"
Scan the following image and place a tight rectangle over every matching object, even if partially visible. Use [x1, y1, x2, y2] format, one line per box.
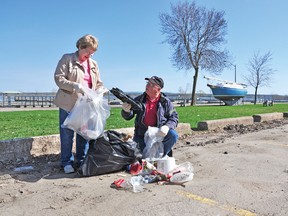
[0, 123, 192, 163]
[197, 112, 286, 131]
[197, 116, 254, 131]
[253, 112, 284, 122]
[0, 135, 61, 163]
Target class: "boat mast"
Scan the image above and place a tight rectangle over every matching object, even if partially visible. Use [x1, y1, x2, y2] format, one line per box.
[234, 64, 237, 82]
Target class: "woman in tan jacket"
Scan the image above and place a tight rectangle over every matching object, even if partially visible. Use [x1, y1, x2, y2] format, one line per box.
[54, 34, 103, 174]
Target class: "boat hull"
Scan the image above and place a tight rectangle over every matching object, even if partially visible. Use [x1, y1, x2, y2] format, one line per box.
[207, 84, 248, 105]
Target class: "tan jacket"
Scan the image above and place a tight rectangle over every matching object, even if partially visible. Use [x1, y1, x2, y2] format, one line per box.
[54, 52, 103, 111]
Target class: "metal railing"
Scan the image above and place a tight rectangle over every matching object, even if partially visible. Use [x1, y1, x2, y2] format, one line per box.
[0, 92, 56, 108]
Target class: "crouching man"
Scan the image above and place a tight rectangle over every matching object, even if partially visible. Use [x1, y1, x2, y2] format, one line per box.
[121, 76, 178, 157]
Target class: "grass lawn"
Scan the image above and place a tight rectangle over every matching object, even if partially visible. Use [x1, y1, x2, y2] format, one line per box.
[0, 103, 287, 140]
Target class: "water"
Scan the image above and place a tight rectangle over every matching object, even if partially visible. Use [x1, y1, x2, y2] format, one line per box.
[1, 92, 287, 107]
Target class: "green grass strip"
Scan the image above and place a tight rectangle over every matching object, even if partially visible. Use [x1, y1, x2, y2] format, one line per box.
[0, 104, 287, 140]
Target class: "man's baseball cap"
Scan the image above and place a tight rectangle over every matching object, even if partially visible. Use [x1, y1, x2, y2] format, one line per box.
[145, 76, 164, 89]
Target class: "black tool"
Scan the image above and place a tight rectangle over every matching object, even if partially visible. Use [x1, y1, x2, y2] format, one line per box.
[110, 87, 143, 111]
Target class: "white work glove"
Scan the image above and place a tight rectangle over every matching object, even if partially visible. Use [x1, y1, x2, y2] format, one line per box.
[73, 83, 84, 94]
[96, 86, 109, 95]
[157, 125, 170, 137]
[122, 102, 132, 112]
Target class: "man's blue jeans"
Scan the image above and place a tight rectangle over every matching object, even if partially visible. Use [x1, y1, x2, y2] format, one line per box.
[59, 108, 88, 167]
[133, 129, 178, 157]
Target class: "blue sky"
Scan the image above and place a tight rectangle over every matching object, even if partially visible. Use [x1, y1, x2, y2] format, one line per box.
[1, 0, 287, 95]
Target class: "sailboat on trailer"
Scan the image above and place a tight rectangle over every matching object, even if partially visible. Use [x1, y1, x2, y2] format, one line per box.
[204, 76, 248, 105]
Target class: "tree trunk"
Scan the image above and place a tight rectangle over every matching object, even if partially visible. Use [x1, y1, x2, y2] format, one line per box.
[190, 68, 199, 106]
[253, 86, 258, 105]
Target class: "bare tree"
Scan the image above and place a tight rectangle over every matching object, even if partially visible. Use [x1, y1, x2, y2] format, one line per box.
[243, 51, 275, 105]
[178, 83, 191, 106]
[159, 1, 230, 106]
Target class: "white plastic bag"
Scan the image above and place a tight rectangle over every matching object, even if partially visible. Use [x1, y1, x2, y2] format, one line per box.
[170, 172, 194, 184]
[143, 126, 164, 159]
[62, 86, 110, 140]
[169, 162, 194, 174]
[169, 162, 194, 184]
[129, 175, 145, 193]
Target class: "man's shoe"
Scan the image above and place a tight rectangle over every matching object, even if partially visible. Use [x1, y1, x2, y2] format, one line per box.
[64, 165, 75, 174]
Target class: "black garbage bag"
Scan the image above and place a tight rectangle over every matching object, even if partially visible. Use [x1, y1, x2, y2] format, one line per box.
[78, 130, 142, 177]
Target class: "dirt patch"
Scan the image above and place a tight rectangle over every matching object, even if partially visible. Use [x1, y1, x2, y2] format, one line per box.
[176, 118, 288, 148]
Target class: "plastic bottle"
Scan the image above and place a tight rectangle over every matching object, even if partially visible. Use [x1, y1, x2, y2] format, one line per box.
[14, 166, 34, 172]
